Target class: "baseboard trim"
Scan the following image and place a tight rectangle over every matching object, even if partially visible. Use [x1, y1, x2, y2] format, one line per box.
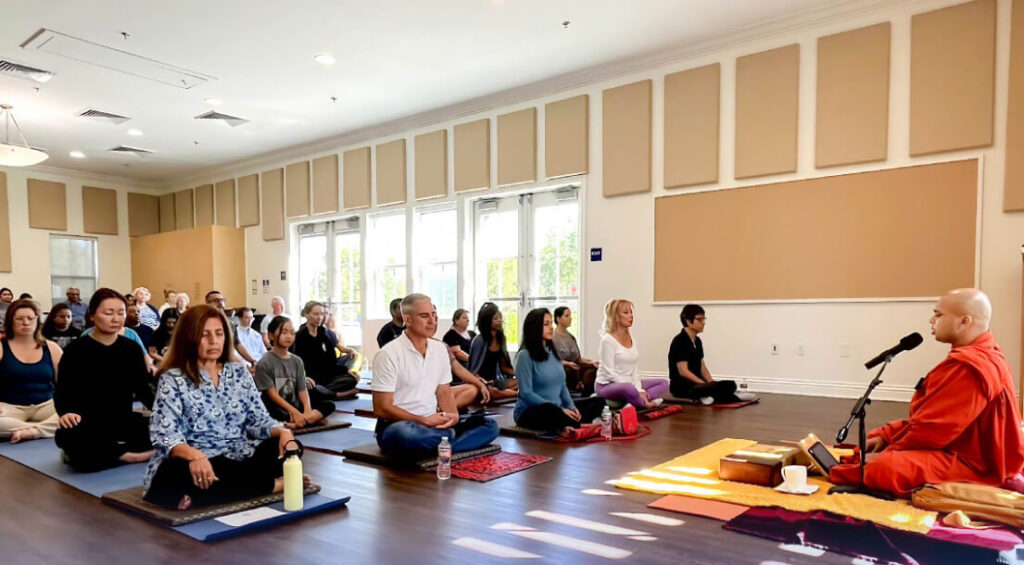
[639, 372, 915, 402]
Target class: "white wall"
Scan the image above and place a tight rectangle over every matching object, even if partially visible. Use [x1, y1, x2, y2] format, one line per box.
[168, 0, 1023, 400]
[0, 165, 157, 304]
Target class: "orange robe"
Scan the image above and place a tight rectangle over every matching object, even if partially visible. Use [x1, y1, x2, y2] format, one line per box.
[830, 332, 1024, 498]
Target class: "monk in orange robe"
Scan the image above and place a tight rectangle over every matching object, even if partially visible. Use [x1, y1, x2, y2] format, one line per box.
[830, 288, 1024, 498]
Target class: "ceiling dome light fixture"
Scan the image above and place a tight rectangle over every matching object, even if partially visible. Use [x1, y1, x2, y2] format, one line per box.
[204, 98, 223, 106]
[0, 104, 48, 167]
[313, 53, 336, 65]
[69, 150, 85, 158]
[126, 128, 143, 136]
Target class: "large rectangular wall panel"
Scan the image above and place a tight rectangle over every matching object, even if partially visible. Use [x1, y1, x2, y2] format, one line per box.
[376, 139, 407, 205]
[415, 130, 448, 200]
[545, 95, 589, 179]
[816, 23, 891, 168]
[1004, 0, 1024, 211]
[174, 189, 194, 230]
[127, 192, 160, 237]
[312, 155, 339, 214]
[215, 179, 236, 226]
[910, 0, 996, 156]
[82, 186, 118, 235]
[735, 45, 800, 179]
[158, 194, 175, 232]
[654, 160, 978, 302]
[603, 80, 652, 196]
[343, 147, 371, 209]
[194, 184, 215, 227]
[0, 173, 11, 271]
[664, 64, 720, 188]
[498, 107, 537, 186]
[27, 179, 67, 230]
[454, 119, 490, 192]
[237, 174, 260, 227]
[261, 168, 285, 241]
[285, 161, 310, 218]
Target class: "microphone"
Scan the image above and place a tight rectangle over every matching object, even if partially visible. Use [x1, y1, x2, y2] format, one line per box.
[864, 332, 923, 369]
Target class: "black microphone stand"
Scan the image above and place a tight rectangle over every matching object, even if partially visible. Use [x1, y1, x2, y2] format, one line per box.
[828, 357, 895, 500]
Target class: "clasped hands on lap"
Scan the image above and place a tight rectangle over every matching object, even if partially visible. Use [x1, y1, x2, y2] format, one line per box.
[419, 411, 459, 429]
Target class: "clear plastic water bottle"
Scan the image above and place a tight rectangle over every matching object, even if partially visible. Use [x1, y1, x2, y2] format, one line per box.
[600, 406, 613, 441]
[437, 436, 452, 480]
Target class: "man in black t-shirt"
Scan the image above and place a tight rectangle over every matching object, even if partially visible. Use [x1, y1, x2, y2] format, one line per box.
[376, 298, 406, 348]
[667, 304, 756, 405]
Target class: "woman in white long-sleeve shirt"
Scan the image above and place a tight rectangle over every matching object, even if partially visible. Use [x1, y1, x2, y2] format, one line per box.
[595, 299, 667, 410]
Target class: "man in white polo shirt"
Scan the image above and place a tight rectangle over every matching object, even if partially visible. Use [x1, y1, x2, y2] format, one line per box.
[372, 293, 499, 460]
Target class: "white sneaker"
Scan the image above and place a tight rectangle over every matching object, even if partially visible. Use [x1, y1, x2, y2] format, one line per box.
[650, 398, 664, 407]
[700, 396, 714, 405]
[735, 391, 757, 402]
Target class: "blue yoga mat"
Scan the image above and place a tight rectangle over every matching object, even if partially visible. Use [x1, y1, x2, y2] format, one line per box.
[334, 395, 375, 413]
[0, 437, 146, 497]
[301, 427, 376, 454]
[173, 493, 350, 542]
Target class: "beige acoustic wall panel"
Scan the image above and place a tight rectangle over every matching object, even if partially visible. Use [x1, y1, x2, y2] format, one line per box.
[454, 119, 490, 192]
[0, 173, 11, 272]
[158, 194, 175, 232]
[545, 95, 589, 178]
[376, 139, 407, 205]
[285, 161, 310, 219]
[194, 184, 214, 227]
[312, 155, 339, 214]
[910, 0, 996, 156]
[127, 192, 160, 237]
[82, 186, 118, 235]
[1004, 0, 1024, 211]
[735, 45, 800, 179]
[664, 64, 720, 188]
[343, 147, 372, 209]
[497, 107, 537, 186]
[215, 179, 236, 226]
[654, 160, 978, 302]
[174, 189, 194, 230]
[415, 130, 448, 200]
[603, 80, 652, 196]
[27, 179, 67, 230]
[237, 174, 260, 227]
[261, 168, 285, 241]
[816, 23, 891, 168]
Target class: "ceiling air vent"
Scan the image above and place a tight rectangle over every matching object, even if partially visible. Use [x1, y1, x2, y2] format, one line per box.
[195, 111, 248, 127]
[0, 59, 54, 83]
[78, 108, 130, 124]
[108, 145, 152, 156]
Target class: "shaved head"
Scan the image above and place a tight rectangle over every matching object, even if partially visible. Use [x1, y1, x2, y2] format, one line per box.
[931, 288, 992, 346]
[944, 288, 991, 331]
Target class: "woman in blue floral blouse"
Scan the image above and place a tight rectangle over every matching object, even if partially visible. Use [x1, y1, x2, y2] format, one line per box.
[143, 305, 305, 510]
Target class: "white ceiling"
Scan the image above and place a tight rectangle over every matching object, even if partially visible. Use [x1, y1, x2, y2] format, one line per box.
[1, 0, 844, 184]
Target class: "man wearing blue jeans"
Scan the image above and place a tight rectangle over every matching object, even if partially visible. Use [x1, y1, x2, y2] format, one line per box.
[371, 293, 499, 460]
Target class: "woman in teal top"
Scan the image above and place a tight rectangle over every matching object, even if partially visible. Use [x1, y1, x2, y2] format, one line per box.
[514, 308, 605, 437]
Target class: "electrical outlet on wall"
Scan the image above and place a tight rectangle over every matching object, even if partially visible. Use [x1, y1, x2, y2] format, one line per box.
[771, 343, 779, 355]
[797, 344, 805, 356]
[839, 343, 851, 358]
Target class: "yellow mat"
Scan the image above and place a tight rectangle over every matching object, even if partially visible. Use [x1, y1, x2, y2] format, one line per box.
[611, 438, 936, 534]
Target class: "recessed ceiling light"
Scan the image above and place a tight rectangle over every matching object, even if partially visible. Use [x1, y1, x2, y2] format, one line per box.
[313, 53, 336, 65]
[69, 150, 85, 158]
[204, 98, 223, 106]
[126, 128, 143, 136]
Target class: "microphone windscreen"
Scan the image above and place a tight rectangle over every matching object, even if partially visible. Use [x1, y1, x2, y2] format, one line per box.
[900, 332, 924, 350]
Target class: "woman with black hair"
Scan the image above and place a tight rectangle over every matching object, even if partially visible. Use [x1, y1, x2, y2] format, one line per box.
[148, 308, 179, 365]
[467, 302, 518, 400]
[42, 303, 82, 349]
[513, 308, 606, 437]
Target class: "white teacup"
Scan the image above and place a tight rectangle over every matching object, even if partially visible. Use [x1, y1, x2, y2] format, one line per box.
[781, 465, 808, 491]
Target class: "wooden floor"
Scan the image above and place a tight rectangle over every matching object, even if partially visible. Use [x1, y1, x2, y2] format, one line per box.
[0, 393, 913, 565]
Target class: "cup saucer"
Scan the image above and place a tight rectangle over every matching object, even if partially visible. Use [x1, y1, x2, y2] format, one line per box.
[774, 483, 819, 495]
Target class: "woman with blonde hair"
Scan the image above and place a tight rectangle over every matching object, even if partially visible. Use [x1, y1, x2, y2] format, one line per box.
[133, 287, 160, 330]
[595, 299, 667, 410]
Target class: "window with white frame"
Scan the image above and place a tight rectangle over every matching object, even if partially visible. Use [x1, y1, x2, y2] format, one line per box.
[50, 235, 98, 307]
[414, 204, 457, 320]
[366, 211, 406, 319]
[296, 218, 363, 347]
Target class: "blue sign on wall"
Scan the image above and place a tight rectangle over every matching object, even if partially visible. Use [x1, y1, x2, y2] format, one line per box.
[590, 248, 602, 262]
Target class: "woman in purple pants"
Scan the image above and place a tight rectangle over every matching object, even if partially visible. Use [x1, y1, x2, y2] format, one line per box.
[594, 299, 667, 410]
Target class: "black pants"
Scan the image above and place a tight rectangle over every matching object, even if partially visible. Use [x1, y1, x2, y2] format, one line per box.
[55, 412, 152, 472]
[261, 391, 336, 422]
[564, 362, 598, 396]
[315, 370, 358, 395]
[144, 438, 283, 509]
[672, 379, 739, 404]
[515, 396, 607, 434]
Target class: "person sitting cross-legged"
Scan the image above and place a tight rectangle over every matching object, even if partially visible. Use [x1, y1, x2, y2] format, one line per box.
[668, 304, 755, 405]
[0, 300, 62, 443]
[372, 294, 499, 461]
[468, 302, 518, 400]
[595, 299, 667, 410]
[255, 316, 336, 429]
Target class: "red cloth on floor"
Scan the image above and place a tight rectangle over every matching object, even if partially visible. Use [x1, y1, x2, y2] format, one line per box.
[830, 332, 1024, 498]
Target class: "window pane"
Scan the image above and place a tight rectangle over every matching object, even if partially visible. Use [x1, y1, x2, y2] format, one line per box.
[298, 234, 328, 303]
[334, 232, 361, 303]
[414, 206, 458, 319]
[476, 208, 518, 299]
[422, 262, 457, 321]
[533, 202, 579, 298]
[50, 236, 97, 305]
[367, 212, 406, 318]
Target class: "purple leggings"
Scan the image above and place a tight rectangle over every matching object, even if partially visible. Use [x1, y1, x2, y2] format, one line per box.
[595, 379, 669, 408]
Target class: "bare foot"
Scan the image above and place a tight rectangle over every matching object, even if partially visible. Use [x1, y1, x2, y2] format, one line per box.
[557, 426, 575, 439]
[177, 494, 193, 511]
[118, 449, 155, 464]
[273, 474, 313, 494]
[10, 428, 40, 444]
